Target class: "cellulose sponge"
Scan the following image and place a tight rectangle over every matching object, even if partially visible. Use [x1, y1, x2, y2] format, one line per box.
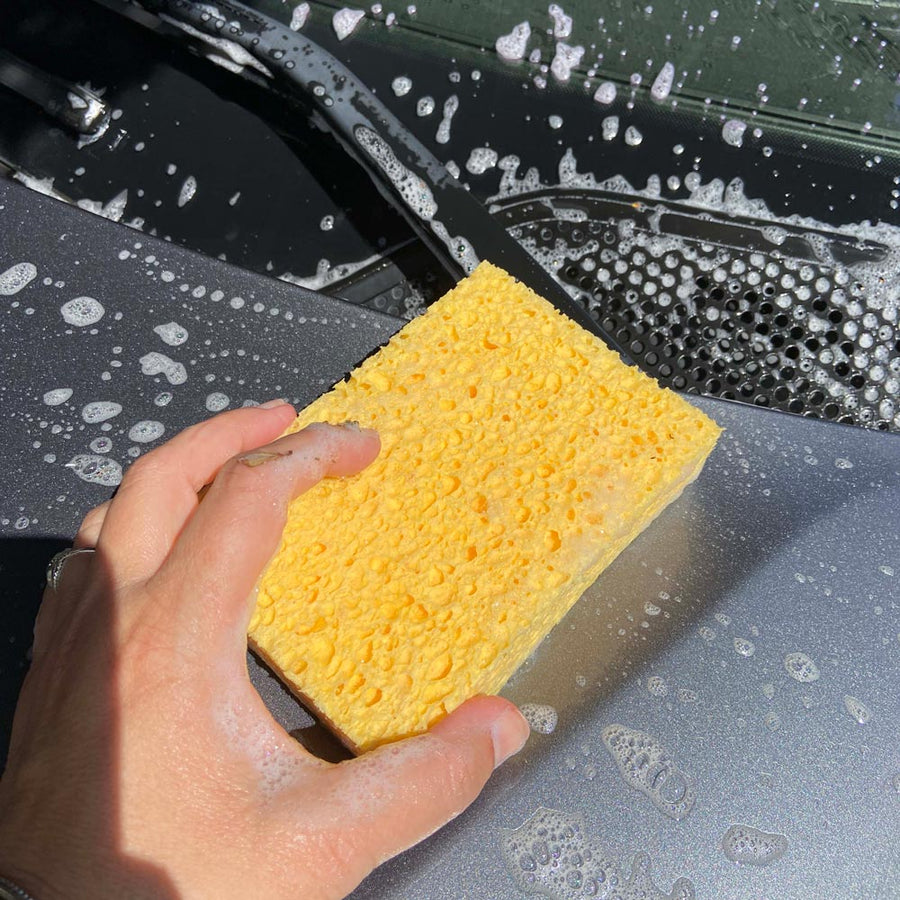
[249, 261, 721, 752]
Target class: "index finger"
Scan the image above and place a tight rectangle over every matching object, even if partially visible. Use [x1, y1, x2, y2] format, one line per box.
[150, 422, 380, 656]
[95, 402, 297, 584]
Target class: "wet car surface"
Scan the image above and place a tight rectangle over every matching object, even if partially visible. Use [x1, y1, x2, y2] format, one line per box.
[1, 2, 898, 897]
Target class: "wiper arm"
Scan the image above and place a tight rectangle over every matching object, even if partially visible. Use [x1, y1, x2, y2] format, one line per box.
[92, 0, 630, 357]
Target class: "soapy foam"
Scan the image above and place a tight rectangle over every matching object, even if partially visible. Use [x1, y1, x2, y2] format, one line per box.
[391, 75, 412, 97]
[160, 14, 272, 77]
[520, 703, 558, 734]
[548, 5, 572, 39]
[42, 388, 73, 406]
[280, 252, 384, 290]
[355, 126, 438, 220]
[0, 262, 37, 296]
[214, 696, 307, 798]
[333, 8, 365, 40]
[502, 807, 695, 899]
[435, 94, 459, 145]
[153, 322, 189, 346]
[429, 221, 480, 274]
[624, 126, 643, 147]
[721, 120, 747, 148]
[486, 148, 900, 429]
[140, 351, 188, 385]
[601, 724, 695, 820]
[466, 147, 499, 175]
[353, 124, 479, 272]
[61, 296, 105, 326]
[66, 454, 123, 487]
[290, 2, 310, 30]
[416, 96, 436, 117]
[721, 824, 788, 866]
[501, 807, 620, 899]
[593, 82, 617, 105]
[496, 22, 531, 61]
[551, 42, 584, 83]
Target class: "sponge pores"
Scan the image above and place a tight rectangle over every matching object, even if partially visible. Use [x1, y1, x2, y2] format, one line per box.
[249, 261, 721, 752]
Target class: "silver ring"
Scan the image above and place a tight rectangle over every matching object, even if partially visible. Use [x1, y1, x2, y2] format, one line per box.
[45, 547, 96, 591]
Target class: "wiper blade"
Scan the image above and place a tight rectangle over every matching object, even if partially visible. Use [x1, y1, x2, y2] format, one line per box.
[0, 49, 110, 138]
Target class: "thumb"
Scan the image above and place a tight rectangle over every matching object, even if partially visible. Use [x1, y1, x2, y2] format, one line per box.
[324, 696, 530, 867]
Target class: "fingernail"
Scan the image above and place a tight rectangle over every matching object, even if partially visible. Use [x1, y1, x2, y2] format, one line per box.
[259, 398, 289, 409]
[340, 420, 362, 431]
[237, 449, 293, 468]
[490, 706, 530, 769]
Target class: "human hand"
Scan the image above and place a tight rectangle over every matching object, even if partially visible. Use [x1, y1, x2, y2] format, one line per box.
[0, 402, 529, 900]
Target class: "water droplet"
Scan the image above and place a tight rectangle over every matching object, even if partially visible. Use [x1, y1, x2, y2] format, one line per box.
[721, 119, 747, 148]
[593, 81, 617, 105]
[721, 824, 788, 866]
[784, 651, 820, 683]
[128, 420, 165, 443]
[177, 175, 197, 208]
[601, 116, 619, 141]
[43, 388, 73, 406]
[650, 61, 675, 101]
[205, 391, 230, 412]
[82, 401, 122, 424]
[842, 694, 871, 724]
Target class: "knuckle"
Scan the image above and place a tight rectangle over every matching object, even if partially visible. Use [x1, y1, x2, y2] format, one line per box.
[121, 451, 164, 487]
[77, 504, 104, 534]
[216, 454, 271, 500]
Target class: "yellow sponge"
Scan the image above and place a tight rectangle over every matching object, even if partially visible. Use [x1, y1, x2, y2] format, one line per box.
[249, 262, 721, 752]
